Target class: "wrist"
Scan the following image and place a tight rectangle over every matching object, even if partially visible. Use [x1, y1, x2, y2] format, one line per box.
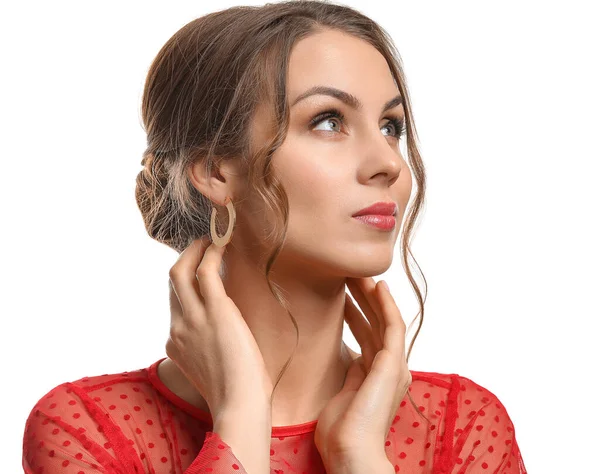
[214, 392, 272, 419]
[214, 398, 272, 427]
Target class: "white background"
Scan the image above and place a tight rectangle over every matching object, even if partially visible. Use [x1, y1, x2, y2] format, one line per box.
[2, 1, 598, 472]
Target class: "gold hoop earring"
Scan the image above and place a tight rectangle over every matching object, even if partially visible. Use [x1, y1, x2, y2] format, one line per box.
[210, 196, 236, 247]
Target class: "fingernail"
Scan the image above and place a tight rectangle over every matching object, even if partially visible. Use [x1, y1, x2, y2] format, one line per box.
[381, 280, 389, 291]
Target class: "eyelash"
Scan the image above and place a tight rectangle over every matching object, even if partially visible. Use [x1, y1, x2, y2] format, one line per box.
[309, 107, 407, 140]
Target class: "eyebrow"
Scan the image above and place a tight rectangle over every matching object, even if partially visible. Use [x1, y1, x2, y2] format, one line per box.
[291, 86, 404, 114]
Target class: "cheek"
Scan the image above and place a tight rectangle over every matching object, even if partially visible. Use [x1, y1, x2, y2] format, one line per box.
[277, 156, 348, 216]
[274, 137, 344, 193]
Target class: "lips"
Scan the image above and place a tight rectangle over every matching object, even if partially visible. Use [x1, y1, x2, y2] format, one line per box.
[352, 201, 397, 217]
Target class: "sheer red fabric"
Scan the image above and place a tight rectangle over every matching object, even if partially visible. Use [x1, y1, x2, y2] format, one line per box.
[22, 357, 527, 473]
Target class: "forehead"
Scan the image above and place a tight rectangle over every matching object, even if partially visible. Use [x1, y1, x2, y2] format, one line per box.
[287, 29, 399, 105]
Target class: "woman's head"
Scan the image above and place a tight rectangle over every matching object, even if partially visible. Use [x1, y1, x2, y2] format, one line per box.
[135, 0, 428, 416]
[188, 27, 413, 284]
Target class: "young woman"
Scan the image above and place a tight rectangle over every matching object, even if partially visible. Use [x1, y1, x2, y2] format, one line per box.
[22, 1, 527, 473]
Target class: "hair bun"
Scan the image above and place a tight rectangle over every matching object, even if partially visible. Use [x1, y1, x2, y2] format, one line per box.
[141, 151, 156, 172]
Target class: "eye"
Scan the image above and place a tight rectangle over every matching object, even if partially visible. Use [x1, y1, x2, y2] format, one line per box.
[310, 107, 407, 140]
[310, 108, 346, 133]
[382, 116, 407, 140]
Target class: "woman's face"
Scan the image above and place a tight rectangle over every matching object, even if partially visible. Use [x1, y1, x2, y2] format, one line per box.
[244, 28, 412, 279]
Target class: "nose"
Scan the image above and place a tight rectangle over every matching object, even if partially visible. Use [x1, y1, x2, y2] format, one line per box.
[359, 132, 403, 185]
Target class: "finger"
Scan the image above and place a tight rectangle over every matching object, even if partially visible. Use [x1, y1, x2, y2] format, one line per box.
[375, 281, 411, 431]
[340, 356, 367, 392]
[195, 237, 228, 302]
[361, 278, 388, 346]
[376, 281, 407, 361]
[169, 236, 211, 317]
[343, 294, 377, 371]
[169, 278, 184, 324]
[346, 278, 383, 349]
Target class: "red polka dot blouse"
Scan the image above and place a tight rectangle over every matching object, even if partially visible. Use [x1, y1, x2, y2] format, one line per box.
[22, 357, 527, 473]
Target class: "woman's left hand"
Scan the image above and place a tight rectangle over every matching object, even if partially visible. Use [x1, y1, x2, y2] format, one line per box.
[314, 277, 412, 468]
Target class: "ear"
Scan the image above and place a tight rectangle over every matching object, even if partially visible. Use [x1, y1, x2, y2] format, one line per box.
[187, 157, 244, 206]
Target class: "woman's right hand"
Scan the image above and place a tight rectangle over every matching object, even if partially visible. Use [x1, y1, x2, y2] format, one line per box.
[165, 235, 274, 419]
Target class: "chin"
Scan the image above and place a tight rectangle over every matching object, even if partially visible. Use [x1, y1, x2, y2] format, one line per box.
[341, 254, 394, 279]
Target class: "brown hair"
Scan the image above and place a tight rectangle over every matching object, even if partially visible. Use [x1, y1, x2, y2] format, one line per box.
[136, 0, 430, 424]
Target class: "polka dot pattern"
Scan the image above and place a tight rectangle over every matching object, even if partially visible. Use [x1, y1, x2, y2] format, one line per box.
[22, 358, 526, 473]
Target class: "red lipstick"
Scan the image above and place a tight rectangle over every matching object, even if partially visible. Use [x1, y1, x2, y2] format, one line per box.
[352, 202, 397, 217]
[352, 201, 397, 230]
